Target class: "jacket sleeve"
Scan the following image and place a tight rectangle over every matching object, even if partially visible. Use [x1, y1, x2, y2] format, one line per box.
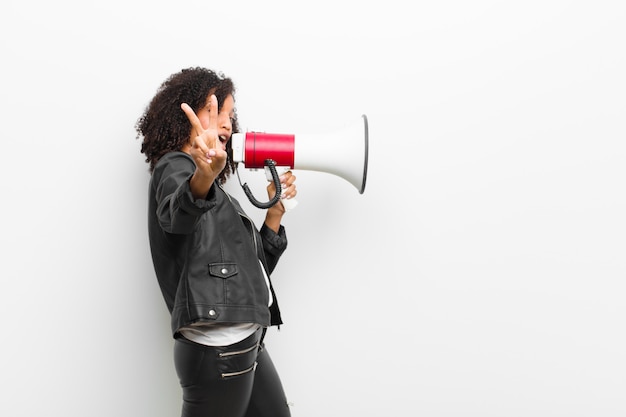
[259, 223, 288, 274]
[153, 153, 217, 234]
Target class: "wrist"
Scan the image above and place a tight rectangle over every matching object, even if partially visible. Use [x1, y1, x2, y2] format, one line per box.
[264, 206, 284, 233]
[189, 170, 216, 200]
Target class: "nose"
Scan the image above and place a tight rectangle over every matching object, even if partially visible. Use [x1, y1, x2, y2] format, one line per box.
[220, 115, 232, 137]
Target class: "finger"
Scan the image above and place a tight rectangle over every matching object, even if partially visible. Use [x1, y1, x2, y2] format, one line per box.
[284, 182, 297, 198]
[203, 95, 220, 150]
[207, 94, 218, 132]
[281, 171, 295, 186]
[180, 103, 204, 137]
[283, 172, 296, 198]
[285, 187, 297, 200]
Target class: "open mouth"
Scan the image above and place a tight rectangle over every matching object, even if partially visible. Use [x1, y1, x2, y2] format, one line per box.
[218, 135, 230, 152]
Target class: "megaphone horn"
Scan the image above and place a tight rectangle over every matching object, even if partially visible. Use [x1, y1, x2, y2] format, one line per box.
[231, 115, 369, 209]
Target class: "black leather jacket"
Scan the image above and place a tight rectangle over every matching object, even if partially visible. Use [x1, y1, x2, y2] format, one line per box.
[147, 152, 285, 337]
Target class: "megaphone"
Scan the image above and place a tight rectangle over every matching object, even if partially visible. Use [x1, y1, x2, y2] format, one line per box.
[231, 115, 369, 210]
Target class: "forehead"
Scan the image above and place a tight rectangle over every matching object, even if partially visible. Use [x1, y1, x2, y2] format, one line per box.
[205, 93, 235, 111]
[221, 94, 235, 107]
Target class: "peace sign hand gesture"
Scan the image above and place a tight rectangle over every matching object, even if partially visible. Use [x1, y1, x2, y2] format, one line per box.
[180, 95, 228, 199]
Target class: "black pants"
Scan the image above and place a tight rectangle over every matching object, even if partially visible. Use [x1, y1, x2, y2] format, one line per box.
[174, 328, 291, 417]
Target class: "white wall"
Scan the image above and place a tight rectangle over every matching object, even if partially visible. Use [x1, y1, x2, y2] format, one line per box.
[1, 1, 625, 416]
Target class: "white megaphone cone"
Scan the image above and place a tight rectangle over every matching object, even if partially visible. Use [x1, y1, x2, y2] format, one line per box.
[231, 115, 369, 211]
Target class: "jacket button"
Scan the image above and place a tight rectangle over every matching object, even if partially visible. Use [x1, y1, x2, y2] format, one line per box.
[208, 309, 216, 317]
[221, 268, 228, 274]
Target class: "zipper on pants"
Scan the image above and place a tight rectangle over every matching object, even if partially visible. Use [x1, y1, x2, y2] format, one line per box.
[218, 343, 259, 358]
[221, 361, 257, 379]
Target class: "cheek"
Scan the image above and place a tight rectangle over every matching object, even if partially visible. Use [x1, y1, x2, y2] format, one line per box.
[218, 113, 233, 129]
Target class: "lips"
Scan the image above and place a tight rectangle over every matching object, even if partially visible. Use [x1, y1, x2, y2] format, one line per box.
[218, 135, 228, 151]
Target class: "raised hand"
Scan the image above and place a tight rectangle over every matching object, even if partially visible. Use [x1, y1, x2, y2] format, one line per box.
[181, 94, 228, 175]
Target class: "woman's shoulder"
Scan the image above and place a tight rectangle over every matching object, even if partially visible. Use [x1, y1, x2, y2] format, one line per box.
[154, 151, 194, 172]
[158, 150, 193, 165]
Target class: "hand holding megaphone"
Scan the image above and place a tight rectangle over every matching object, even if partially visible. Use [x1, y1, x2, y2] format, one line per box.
[264, 166, 299, 211]
[231, 115, 369, 210]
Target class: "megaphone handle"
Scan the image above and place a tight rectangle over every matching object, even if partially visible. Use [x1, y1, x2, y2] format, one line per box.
[264, 166, 298, 212]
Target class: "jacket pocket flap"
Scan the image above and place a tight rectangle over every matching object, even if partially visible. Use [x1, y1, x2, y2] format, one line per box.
[208, 263, 238, 279]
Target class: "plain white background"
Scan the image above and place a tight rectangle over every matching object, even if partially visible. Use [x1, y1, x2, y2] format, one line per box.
[1, 1, 625, 416]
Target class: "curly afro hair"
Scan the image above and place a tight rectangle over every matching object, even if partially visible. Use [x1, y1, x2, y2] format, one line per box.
[136, 67, 240, 183]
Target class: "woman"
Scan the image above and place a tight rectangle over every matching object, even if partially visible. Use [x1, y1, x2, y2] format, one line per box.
[136, 67, 296, 417]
